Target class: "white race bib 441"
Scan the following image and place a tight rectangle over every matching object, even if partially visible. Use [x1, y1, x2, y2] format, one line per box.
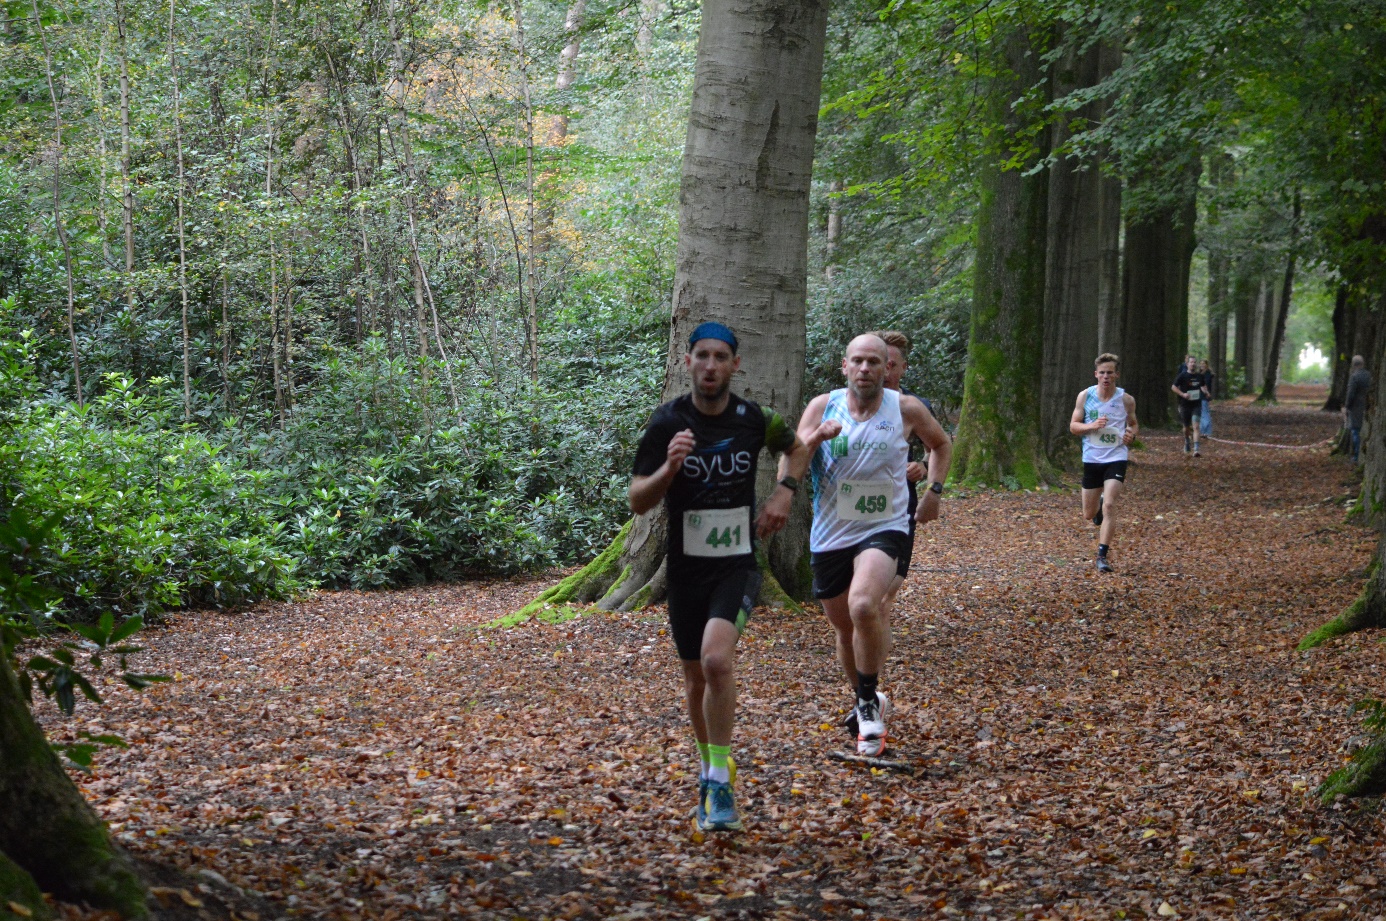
[836, 480, 894, 522]
[682, 507, 751, 558]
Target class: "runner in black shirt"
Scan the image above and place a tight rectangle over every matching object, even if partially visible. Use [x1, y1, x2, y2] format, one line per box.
[630, 322, 830, 832]
[1171, 355, 1208, 457]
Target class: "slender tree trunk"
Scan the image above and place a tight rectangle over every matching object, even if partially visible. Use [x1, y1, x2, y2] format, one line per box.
[95, 25, 112, 271]
[115, 0, 135, 311]
[32, 0, 84, 408]
[514, 0, 540, 382]
[534, 0, 584, 255]
[952, 27, 1050, 487]
[0, 655, 146, 916]
[1206, 154, 1231, 396]
[825, 177, 842, 279]
[520, 0, 830, 614]
[170, 0, 192, 421]
[1040, 38, 1104, 467]
[386, 0, 434, 415]
[1258, 191, 1301, 402]
[220, 270, 232, 409]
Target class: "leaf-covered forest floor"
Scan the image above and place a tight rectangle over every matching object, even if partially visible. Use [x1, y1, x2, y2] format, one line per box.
[47, 388, 1386, 920]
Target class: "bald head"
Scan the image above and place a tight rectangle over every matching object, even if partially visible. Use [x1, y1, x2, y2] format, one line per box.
[847, 333, 889, 362]
[843, 334, 889, 402]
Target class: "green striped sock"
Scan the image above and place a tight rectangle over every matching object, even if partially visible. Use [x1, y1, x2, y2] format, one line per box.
[697, 741, 712, 780]
[708, 744, 731, 783]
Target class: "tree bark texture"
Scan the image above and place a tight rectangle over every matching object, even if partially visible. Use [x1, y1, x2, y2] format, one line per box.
[523, 0, 830, 612]
[1258, 191, 1301, 402]
[0, 655, 146, 916]
[1094, 40, 1124, 357]
[1206, 154, 1231, 396]
[952, 28, 1050, 487]
[115, 0, 136, 310]
[1040, 39, 1105, 467]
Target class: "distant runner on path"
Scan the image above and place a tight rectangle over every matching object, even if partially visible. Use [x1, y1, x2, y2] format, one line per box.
[1172, 354, 1208, 457]
[629, 322, 826, 833]
[1070, 352, 1139, 573]
[798, 334, 953, 757]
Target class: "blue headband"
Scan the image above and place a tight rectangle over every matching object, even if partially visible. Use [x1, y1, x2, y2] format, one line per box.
[688, 321, 738, 354]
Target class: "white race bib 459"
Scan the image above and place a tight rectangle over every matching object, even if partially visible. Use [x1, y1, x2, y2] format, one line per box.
[682, 507, 751, 558]
[836, 480, 894, 522]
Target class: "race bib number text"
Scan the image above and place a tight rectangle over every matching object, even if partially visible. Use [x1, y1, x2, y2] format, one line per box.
[836, 480, 894, 522]
[683, 507, 751, 558]
[1086, 425, 1123, 448]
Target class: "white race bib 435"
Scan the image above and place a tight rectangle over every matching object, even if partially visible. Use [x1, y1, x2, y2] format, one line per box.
[1086, 425, 1123, 448]
[682, 507, 751, 558]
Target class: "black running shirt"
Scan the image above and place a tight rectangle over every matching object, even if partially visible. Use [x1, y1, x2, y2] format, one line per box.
[1173, 370, 1206, 406]
[633, 393, 794, 571]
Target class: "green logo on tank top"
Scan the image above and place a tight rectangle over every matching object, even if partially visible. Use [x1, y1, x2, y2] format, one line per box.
[830, 435, 849, 458]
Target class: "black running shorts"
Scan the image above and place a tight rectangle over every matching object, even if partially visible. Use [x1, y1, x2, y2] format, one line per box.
[666, 567, 762, 661]
[896, 517, 916, 579]
[811, 530, 912, 600]
[1178, 400, 1201, 427]
[1081, 460, 1128, 490]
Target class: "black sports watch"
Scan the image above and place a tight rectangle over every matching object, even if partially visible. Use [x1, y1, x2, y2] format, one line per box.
[927, 481, 944, 496]
[778, 475, 800, 493]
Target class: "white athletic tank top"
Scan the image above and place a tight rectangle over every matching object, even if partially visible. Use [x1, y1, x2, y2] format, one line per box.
[809, 388, 911, 552]
[1081, 386, 1129, 463]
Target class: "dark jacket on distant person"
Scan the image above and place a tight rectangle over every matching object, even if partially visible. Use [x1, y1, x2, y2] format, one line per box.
[1346, 368, 1372, 429]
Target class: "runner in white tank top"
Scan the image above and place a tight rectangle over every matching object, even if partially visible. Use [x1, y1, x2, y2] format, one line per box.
[809, 387, 911, 552]
[1069, 352, 1140, 573]
[796, 334, 953, 758]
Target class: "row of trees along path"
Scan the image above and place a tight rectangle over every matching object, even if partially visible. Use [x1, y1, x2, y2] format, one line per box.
[33, 390, 1386, 920]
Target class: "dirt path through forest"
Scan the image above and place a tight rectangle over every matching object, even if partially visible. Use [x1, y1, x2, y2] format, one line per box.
[50, 392, 1386, 920]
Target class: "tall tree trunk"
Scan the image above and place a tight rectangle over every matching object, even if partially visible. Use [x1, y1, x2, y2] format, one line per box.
[535, 0, 585, 255]
[1206, 154, 1231, 396]
[1040, 38, 1105, 467]
[1233, 269, 1253, 392]
[95, 25, 112, 271]
[115, 0, 135, 312]
[1120, 196, 1195, 430]
[170, 0, 192, 421]
[517, 0, 830, 615]
[825, 177, 843, 279]
[1258, 191, 1301, 402]
[32, 0, 84, 408]
[1095, 40, 1124, 355]
[0, 655, 146, 916]
[514, 0, 540, 382]
[952, 27, 1050, 487]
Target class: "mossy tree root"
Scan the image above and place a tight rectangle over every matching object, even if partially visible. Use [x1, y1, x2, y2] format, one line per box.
[1318, 738, 1386, 800]
[1300, 566, 1386, 649]
[0, 850, 52, 921]
[0, 656, 147, 919]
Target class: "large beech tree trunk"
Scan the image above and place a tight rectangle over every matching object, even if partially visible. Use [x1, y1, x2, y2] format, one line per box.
[952, 28, 1050, 488]
[0, 655, 146, 917]
[1040, 38, 1112, 467]
[518, 0, 829, 616]
[1120, 178, 1197, 429]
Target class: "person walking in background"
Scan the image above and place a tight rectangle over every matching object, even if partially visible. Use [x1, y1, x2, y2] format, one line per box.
[1198, 359, 1214, 438]
[1344, 354, 1372, 465]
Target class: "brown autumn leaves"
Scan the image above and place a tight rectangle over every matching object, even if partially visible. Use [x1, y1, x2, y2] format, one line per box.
[42, 392, 1386, 920]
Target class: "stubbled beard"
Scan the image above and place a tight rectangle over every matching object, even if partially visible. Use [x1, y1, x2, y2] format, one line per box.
[697, 377, 730, 401]
[849, 379, 882, 401]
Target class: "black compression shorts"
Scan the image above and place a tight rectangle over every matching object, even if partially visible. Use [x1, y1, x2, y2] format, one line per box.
[1081, 460, 1128, 490]
[811, 530, 912, 600]
[666, 567, 762, 661]
[896, 517, 916, 579]
[1178, 401, 1202, 427]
